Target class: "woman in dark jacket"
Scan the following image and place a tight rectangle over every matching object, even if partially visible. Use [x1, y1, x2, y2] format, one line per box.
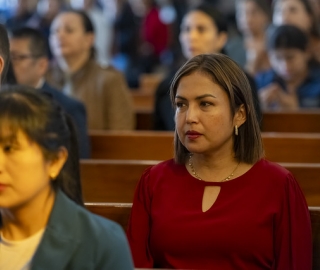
[154, 3, 262, 130]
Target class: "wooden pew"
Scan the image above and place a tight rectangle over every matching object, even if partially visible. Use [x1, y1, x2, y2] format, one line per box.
[80, 159, 158, 202]
[262, 133, 320, 163]
[132, 109, 320, 132]
[262, 110, 320, 133]
[89, 130, 320, 163]
[80, 160, 320, 206]
[85, 202, 320, 268]
[89, 130, 174, 160]
[85, 202, 132, 232]
[139, 73, 163, 93]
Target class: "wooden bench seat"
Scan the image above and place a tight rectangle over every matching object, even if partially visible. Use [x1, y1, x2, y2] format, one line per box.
[89, 130, 320, 163]
[80, 160, 320, 206]
[262, 110, 320, 133]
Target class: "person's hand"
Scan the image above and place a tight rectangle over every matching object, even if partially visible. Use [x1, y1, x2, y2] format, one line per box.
[258, 83, 282, 109]
[277, 89, 299, 110]
[259, 83, 299, 110]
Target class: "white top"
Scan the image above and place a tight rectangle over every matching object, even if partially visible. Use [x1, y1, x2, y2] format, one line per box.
[0, 228, 45, 270]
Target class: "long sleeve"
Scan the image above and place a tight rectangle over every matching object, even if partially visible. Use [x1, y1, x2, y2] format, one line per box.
[274, 173, 312, 269]
[127, 167, 154, 268]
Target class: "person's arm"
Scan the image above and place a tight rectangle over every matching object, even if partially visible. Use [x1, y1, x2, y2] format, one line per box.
[127, 167, 154, 268]
[274, 173, 312, 269]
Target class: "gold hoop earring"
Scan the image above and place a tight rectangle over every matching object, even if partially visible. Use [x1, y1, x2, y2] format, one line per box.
[235, 125, 238, 136]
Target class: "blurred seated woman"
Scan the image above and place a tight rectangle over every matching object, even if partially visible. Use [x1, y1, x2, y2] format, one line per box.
[47, 9, 135, 130]
[256, 25, 320, 110]
[0, 86, 133, 269]
[154, 3, 261, 131]
[235, 0, 272, 75]
[127, 54, 312, 269]
[272, 0, 320, 62]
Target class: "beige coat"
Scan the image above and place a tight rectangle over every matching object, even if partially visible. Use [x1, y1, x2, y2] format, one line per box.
[47, 59, 135, 130]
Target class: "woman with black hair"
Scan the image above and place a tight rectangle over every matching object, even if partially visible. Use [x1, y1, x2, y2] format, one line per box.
[153, 3, 262, 130]
[0, 86, 133, 269]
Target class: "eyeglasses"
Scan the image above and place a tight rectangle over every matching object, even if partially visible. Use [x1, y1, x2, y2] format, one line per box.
[10, 54, 43, 62]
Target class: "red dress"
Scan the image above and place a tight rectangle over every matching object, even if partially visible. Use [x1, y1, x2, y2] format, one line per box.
[127, 159, 312, 269]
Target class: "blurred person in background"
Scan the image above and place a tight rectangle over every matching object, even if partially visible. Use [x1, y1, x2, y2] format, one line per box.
[48, 9, 135, 130]
[28, 0, 66, 38]
[153, 3, 261, 131]
[5, 0, 35, 30]
[256, 25, 320, 110]
[272, 0, 320, 62]
[70, 0, 114, 67]
[9, 27, 90, 158]
[235, 0, 272, 76]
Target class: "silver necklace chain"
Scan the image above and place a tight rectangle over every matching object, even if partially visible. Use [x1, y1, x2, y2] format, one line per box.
[188, 154, 240, 182]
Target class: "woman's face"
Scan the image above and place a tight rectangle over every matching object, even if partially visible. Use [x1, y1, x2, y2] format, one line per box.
[50, 12, 93, 58]
[0, 129, 65, 210]
[179, 11, 227, 59]
[236, 0, 270, 35]
[273, 0, 312, 33]
[174, 72, 244, 155]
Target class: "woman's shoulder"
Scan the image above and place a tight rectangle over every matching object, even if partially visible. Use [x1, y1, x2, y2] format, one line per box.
[146, 159, 182, 176]
[52, 191, 126, 243]
[139, 159, 182, 186]
[252, 159, 295, 185]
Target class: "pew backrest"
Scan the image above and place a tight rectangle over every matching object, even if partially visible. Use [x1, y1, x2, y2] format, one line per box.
[89, 131, 320, 163]
[81, 160, 320, 206]
[262, 110, 320, 133]
[81, 159, 158, 202]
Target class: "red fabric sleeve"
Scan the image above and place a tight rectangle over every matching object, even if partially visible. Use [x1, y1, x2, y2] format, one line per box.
[274, 172, 312, 269]
[127, 167, 154, 268]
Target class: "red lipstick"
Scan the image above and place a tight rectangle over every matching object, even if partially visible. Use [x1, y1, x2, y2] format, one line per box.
[0, 183, 7, 191]
[186, 130, 202, 140]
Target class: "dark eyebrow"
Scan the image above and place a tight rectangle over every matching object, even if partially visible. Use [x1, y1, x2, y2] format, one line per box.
[175, 94, 217, 100]
[0, 134, 17, 144]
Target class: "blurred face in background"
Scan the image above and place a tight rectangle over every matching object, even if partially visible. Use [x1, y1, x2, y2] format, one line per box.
[236, 0, 270, 35]
[269, 48, 309, 82]
[10, 38, 46, 87]
[179, 11, 227, 59]
[49, 12, 93, 59]
[273, 0, 312, 34]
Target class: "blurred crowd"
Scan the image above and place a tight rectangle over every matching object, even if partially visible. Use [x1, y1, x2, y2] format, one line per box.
[0, 0, 320, 131]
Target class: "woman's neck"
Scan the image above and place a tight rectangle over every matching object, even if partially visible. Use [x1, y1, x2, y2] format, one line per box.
[1, 189, 55, 241]
[190, 146, 239, 181]
[57, 51, 91, 75]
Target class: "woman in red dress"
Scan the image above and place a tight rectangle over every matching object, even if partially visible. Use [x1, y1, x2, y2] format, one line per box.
[127, 53, 312, 269]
